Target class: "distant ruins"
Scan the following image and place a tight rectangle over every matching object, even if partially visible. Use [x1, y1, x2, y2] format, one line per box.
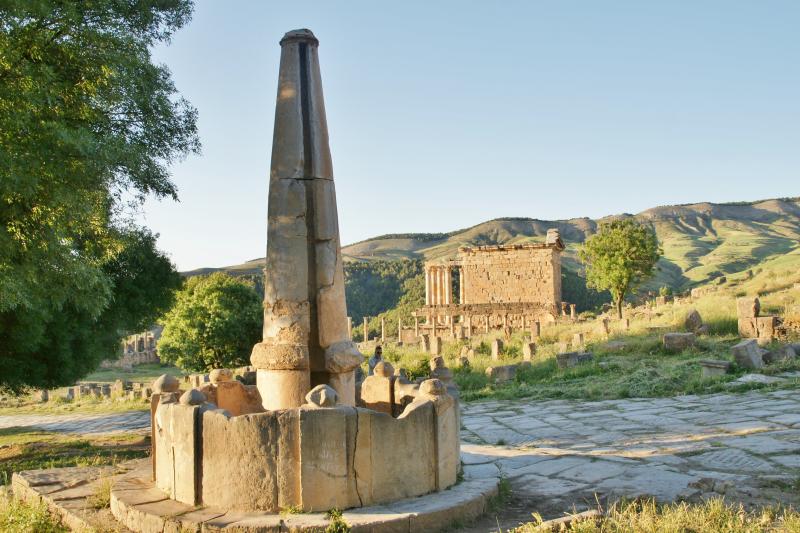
[101, 326, 162, 369]
[412, 228, 566, 339]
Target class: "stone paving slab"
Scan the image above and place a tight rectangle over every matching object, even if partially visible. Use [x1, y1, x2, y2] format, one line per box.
[460, 389, 800, 516]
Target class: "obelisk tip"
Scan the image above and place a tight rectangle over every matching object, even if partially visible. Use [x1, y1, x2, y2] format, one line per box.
[280, 29, 319, 46]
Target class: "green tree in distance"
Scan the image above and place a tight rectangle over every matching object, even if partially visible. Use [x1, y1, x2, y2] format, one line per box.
[158, 273, 262, 372]
[579, 219, 661, 319]
[0, 1, 198, 390]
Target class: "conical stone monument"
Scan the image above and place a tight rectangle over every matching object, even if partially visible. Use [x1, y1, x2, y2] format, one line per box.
[250, 29, 362, 410]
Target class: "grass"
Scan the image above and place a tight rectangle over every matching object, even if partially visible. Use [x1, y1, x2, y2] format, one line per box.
[0, 427, 149, 486]
[0, 395, 150, 416]
[81, 362, 185, 383]
[512, 498, 800, 532]
[373, 286, 800, 403]
[0, 496, 67, 533]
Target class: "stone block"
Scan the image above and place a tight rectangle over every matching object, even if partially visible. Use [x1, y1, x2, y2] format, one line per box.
[430, 336, 442, 356]
[485, 364, 520, 382]
[154, 403, 200, 505]
[756, 316, 778, 342]
[736, 297, 760, 318]
[684, 309, 703, 332]
[522, 342, 536, 361]
[299, 406, 357, 511]
[202, 410, 279, 511]
[491, 339, 503, 360]
[731, 339, 764, 370]
[699, 360, 731, 379]
[738, 317, 758, 338]
[572, 333, 584, 350]
[555, 352, 594, 370]
[215, 380, 263, 416]
[663, 332, 696, 352]
[360, 374, 393, 415]
[763, 345, 797, 365]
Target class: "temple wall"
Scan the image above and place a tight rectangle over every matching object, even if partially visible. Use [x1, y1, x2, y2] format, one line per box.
[460, 246, 561, 306]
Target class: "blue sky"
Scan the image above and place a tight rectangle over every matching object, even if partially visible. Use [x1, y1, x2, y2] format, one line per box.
[144, 1, 800, 271]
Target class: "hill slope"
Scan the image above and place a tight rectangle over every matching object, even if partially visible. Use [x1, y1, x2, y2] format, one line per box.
[185, 197, 800, 304]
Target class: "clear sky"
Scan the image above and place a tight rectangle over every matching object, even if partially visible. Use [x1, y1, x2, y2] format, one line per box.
[144, 1, 800, 271]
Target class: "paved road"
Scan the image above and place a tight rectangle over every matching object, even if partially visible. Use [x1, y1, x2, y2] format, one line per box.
[4, 390, 800, 523]
[0, 409, 150, 434]
[460, 388, 800, 526]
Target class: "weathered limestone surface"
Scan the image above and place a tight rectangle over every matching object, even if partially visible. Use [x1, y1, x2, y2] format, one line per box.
[732, 339, 764, 369]
[663, 332, 696, 351]
[491, 338, 503, 360]
[251, 29, 361, 410]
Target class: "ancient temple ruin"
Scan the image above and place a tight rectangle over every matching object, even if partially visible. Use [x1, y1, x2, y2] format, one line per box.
[413, 229, 566, 338]
[112, 30, 460, 524]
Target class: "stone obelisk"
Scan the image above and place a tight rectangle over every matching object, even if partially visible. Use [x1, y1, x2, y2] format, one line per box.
[251, 29, 362, 410]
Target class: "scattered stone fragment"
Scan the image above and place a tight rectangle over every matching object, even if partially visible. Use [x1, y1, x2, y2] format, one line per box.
[179, 389, 207, 406]
[209, 368, 233, 384]
[485, 363, 529, 383]
[727, 374, 786, 386]
[663, 332, 695, 352]
[699, 360, 731, 379]
[763, 345, 797, 365]
[152, 374, 179, 394]
[684, 309, 704, 332]
[304, 384, 338, 407]
[731, 339, 764, 369]
[555, 351, 594, 369]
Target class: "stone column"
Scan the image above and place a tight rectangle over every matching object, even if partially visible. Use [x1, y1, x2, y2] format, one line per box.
[414, 315, 419, 337]
[363, 317, 369, 342]
[531, 320, 541, 339]
[397, 318, 402, 343]
[459, 267, 465, 304]
[251, 30, 361, 410]
[449, 316, 455, 337]
[444, 268, 451, 305]
[425, 267, 431, 306]
[347, 317, 352, 340]
[570, 304, 576, 320]
[380, 317, 386, 344]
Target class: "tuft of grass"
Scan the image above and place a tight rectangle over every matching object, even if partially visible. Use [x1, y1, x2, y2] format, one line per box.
[0, 497, 67, 533]
[86, 477, 113, 509]
[325, 508, 351, 533]
[487, 477, 512, 513]
[513, 497, 800, 532]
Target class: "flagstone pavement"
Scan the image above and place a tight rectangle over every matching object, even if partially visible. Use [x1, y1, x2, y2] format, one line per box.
[3, 389, 799, 526]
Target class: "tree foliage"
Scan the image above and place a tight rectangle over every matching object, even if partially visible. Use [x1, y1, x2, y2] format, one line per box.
[158, 273, 262, 372]
[344, 259, 423, 323]
[579, 219, 661, 318]
[0, 0, 198, 390]
[0, 228, 182, 392]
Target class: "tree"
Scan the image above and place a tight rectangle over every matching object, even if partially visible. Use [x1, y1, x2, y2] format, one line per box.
[579, 219, 661, 319]
[158, 273, 262, 372]
[0, 1, 199, 390]
[0, 228, 182, 392]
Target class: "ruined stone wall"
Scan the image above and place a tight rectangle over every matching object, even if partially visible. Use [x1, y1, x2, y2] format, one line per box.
[460, 246, 561, 306]
[102, 327, 163, 369]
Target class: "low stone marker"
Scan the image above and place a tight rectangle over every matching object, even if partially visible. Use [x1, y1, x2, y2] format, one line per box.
[522, 342, 536, 361]
[419, 334, 430, 353]
[556, 341, 570, 354]
[555, 351, 594, 370]
[485, 362, 530, 383]
[430, 336, 442, 356]
[684, 309, 704, 332]
[699, 360, 731, 378]
[572, 333, 584, 350]
[491, 338, 503, 361]
[731, 339, 764, 369]
[663, 332, 695, 352]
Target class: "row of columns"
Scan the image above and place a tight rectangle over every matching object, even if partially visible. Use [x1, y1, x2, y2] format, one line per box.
[425, 265, 465, 305]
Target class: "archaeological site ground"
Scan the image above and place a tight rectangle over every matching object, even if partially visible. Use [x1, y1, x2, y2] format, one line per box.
[2, 8, 800, 533]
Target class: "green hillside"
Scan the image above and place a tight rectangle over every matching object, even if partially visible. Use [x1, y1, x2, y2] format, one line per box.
[185, 197, 800, 320]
